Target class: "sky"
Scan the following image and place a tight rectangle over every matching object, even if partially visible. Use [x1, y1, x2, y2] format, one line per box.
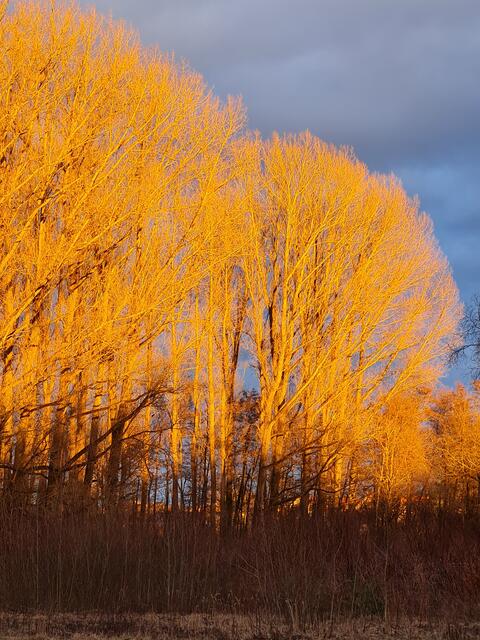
[83, 0, 480, 383]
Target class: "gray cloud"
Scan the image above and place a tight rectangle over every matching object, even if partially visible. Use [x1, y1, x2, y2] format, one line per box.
[83, 0, 480, 165]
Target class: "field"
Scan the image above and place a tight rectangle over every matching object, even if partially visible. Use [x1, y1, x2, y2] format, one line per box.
[0, 614, 479, 640]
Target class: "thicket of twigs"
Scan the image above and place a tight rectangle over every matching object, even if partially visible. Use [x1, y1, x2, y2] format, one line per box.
[1, 502, 479, 624]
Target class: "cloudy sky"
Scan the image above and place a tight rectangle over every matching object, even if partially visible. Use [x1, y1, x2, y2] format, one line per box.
[83, 0, 480, 381]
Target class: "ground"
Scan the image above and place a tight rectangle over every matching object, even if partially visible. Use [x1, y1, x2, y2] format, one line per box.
[0, 613, 478, 639]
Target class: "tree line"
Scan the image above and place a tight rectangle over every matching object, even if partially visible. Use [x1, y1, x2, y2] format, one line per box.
[2, 0, 477, 538]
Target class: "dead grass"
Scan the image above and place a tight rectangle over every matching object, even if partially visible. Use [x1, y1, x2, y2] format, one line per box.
[0, 613, 480, 640]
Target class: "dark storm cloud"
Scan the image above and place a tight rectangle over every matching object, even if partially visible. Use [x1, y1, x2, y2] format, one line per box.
[82, 0, 480, 380]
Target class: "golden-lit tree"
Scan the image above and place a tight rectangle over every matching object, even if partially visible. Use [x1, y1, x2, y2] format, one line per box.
[0, 0, 244, 505]
[0, 0, 462, 528]
[369, 391, 430, 515]
[429, 384, 480, 513]
[240, 133, 459, 518]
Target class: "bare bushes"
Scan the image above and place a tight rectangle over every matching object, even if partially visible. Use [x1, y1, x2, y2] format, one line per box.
[1, 503, 479, 623]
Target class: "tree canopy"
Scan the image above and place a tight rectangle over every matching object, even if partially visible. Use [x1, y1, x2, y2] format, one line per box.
[0, 1, 466, 529]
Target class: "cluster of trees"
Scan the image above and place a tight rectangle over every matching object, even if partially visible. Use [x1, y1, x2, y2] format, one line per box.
[1, 1, 474, 533]
[430, 383, 480, 513]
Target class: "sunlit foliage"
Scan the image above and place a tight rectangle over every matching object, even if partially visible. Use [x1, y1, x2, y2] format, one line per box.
[0, 1, 466, 530]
